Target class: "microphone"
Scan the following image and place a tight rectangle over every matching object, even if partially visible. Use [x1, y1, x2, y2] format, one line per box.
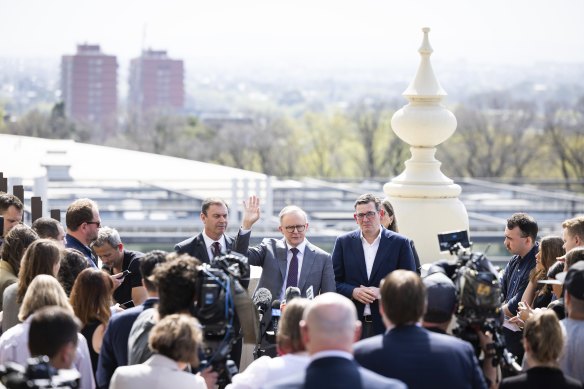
[285, 286, 301, 304]
[270, 299, 282, 337]
[252, 287, 272, 322]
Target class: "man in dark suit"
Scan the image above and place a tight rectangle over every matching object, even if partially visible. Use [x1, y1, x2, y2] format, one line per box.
[354, 270, 487, 389]
[332, 193, 416, 338]
[266, 292, 405, 389]
[175, 197, 235, 263]
[233, 196, 335, 300]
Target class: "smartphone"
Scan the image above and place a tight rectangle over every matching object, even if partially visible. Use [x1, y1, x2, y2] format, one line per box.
[115, 270, 131, 279]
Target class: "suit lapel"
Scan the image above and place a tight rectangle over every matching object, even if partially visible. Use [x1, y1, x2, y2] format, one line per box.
[276, 239, 288, 282]
[298, 242, 315, 292]
[369, 230, 389, 283]
[352, 231, 369, 282]
[195, 234, 210, 263]
[225, 235, 233, 251]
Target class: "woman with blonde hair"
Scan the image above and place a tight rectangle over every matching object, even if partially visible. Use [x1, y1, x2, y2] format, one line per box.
[110, 313, 207, 389]
[70, 267, 113, 377]
[228, 298, 311, 389]
[0, 275, 95, 389]
[2, 238, 61, 332]
[500, 310, 582, 388]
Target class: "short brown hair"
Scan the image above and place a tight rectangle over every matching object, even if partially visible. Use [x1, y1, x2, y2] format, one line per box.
[29, 306, 80, 359]
[153, 254, 200, 318]
[380, 270, 425, 326]
[277, 298, 309, 353]
[58, 249, 90, 296]
[70, 268, 113, 326]
[562, 216, 584, 242]
[149, 314, 203, 366]
[523, 310, 564, 364]
[17, 239, 61, 303]
[1, 224, 38, 275]
[65, 198, 97, 231]
[201, 198, 228, 216]
[31, 217, 62, 240]
[566, 247, 584, 269]
[354, 193, 381, 211]
[507, 213, 538, 242]
[0, 193, 24, 214]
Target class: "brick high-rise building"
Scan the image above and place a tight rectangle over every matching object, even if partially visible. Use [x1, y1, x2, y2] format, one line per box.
[129, 49, 184, 115]
[61, 44, 118, 133]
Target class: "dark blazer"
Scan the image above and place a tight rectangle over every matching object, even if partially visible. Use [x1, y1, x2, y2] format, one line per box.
[354, 325, 487, 389]
[265, 356, 406, 389]
[174, 232, 235, 264]
[233, 232, 335, 300]
[500, 367, 583, 389]
[332, 228, 416, 335]
[96, 298, 158, 389]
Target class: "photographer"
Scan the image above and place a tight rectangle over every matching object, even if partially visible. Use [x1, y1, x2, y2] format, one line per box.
[422, 271, 499, 388]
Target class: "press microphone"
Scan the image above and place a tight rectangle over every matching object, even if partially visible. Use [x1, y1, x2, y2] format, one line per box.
[252, 287, 272, 322]
[285, 286, 301, 304]
[270, 299, 282, 337]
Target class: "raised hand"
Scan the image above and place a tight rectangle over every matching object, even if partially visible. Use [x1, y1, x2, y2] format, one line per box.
[242, 195, 261, 229]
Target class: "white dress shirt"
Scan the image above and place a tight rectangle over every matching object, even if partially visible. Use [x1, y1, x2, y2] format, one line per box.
[202, 231, 227, 261]
[360, 228, 381, 316]
[280, 240, 307, 300]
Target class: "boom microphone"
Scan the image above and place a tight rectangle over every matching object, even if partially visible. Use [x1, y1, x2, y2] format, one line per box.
[285, 286, 301, 304]
[252, 288, 272, 322]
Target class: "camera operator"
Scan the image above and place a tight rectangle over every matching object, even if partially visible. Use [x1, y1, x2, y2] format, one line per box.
[422, 271, 499, 388]
[127, 254, 218, 388]
[354, 270, 487, 389]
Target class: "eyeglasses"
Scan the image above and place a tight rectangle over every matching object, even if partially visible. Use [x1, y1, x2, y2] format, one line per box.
[285, 225, 306, 233]
[86, 221, 101, 228]
[355, 211, 378, 220]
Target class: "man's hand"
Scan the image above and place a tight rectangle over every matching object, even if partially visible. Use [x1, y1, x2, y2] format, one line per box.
[352, 285, 377, 304]
[241, 195, 260, 230]
[110, 274, 124, 291]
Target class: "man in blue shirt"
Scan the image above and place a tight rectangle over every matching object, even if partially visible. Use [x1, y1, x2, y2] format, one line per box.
[65, 198, 101, 267]
[501, 212, 538, 365]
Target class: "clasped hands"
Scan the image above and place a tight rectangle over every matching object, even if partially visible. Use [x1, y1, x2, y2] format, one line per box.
[352, 285, 380, 304]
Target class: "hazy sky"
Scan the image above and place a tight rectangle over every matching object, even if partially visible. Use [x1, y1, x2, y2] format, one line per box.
[1, 0, 583, 70]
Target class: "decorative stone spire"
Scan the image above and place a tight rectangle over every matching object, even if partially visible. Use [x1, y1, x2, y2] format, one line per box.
[384, 27, 469, 263]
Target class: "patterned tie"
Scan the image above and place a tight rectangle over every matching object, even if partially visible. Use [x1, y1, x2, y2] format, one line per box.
[212, 241, 222, 258]
[286, 247, 299, 288]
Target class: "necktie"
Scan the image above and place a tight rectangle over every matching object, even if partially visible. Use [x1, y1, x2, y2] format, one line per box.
[286, 247, 299, 288]
[212, 241, 221, 258]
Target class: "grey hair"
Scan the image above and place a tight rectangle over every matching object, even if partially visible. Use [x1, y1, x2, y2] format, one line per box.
[278, 205, 308, 223]
[91, 226, 122, 249]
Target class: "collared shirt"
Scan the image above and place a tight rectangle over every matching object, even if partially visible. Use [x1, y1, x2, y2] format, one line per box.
[311, 350, 353, 362]
[65, 233, 98, 268]
[202, 231, 227, 262]
[501, 243, 538, 316]
[360, 227, 382, 316]
[280, 239, 307, 300]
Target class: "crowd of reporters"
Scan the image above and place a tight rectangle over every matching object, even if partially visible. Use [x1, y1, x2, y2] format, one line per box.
[0, 191, 582, 388]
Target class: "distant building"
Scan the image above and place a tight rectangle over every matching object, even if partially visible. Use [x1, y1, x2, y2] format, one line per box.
[128, 49, 184, 116]
[61, 44, 118, 134]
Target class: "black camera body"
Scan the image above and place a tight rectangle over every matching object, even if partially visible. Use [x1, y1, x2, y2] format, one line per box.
[434, 231, 519, 373]
[0, 356, 80, 389]
[194, 252, 256, 386]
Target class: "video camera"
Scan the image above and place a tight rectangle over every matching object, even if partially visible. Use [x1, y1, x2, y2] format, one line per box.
[194, 252, 258, 386]
[433, 231, 520, 373]
[0, 356, 80, 389]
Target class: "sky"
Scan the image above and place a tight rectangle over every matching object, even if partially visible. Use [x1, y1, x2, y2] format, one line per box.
[1, 0, 583, 71]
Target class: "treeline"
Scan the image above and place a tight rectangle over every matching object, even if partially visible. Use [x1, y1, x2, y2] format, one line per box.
[1, 93, 583, 183]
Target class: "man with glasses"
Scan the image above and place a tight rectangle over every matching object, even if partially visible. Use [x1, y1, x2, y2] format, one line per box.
[332, 193, 416, 339]
[501, 212, 538, 365]
[65, 197, 101, 267]
[233, 197, 335, 301]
